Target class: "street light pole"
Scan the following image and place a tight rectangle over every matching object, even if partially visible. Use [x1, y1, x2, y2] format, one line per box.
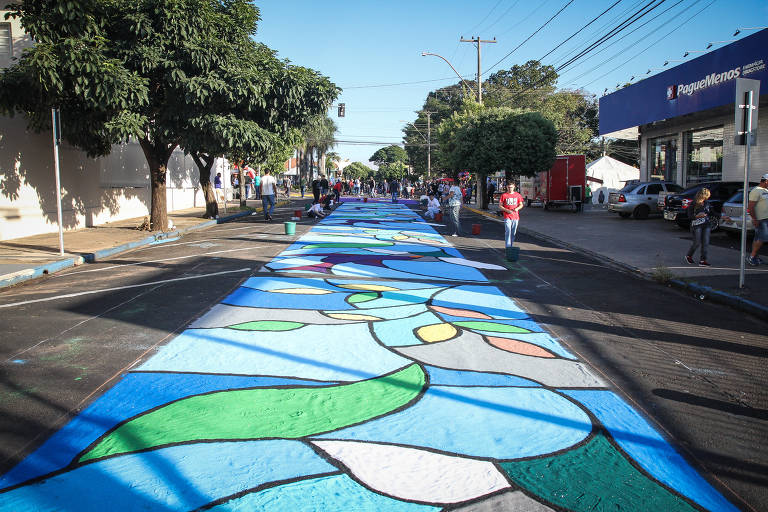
[421, 52, 473, 98]
[426, 112, 432, 178]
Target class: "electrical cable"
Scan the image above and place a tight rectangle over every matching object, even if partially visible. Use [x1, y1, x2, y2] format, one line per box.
[538, 0, 623, 62]
[482, 0, 575, 75]
[560, 0, 694, 86]
[465, 0, 504, 36]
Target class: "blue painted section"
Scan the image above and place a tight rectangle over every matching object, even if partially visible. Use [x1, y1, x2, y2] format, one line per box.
[136, 324, 412, 382]
[318, 386, 592, 459]
[432, 285, 529, 319]
[600, 28, 768, 134]
[0, 440, 335, 512]
[363, 288, 443, 308]
[241, 276, 345, 292]
[372, 311, 444, 346]
[223, 287, 353, 310]
[210, 473, 439, 511]
[424, 365, 539, 387]
[384, 259, 488, 282]
[0, 373, 333, 490]
[563, 390, 739, 512]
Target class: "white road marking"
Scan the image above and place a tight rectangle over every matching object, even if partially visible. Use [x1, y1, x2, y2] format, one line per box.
[0, 268, 252, 309]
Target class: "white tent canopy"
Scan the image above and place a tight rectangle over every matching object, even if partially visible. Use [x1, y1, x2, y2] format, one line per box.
[585, 155, 639, 204]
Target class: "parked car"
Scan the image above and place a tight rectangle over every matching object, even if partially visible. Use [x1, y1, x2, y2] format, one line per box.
[719, 190, 754, 238]
[663, 181, 753, 229]
[608, 181, 683, 219]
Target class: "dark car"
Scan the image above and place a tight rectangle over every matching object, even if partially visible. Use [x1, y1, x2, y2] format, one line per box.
[663, 181, 754, 229]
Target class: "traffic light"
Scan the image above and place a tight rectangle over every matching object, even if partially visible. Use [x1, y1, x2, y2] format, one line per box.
[337, 103, 345, 117]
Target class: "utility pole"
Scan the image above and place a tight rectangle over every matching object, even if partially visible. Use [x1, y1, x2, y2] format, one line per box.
[460, 36, 496, 104]
[426, 111, 433, 178]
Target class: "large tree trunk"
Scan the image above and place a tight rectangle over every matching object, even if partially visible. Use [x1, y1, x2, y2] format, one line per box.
[139, 138, 175, 231]
[191, 153, 219, 219]
[478, 175, 488, 210]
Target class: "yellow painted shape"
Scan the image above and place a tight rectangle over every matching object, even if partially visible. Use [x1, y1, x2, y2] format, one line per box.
[416, 323, 458, 343]
[268, 288, 333, 295]
[336, 284, 399, 292]
[392, 235, 408, 240]
[327, 313, 382, 321]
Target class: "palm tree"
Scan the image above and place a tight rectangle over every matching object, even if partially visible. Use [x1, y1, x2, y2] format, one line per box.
[299, 115, 337, 186]
[325, 151, 341, 173]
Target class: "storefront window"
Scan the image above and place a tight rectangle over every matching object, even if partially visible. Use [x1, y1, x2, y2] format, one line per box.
[648, 136, 677, 182]
[685, 126, 723, 185]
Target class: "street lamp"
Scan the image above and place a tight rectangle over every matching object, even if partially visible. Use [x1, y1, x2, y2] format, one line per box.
[733, 26, 767, 36]
[706, 40, 737, 49]
[646, 67, 665, 75]
[683, 50, 706, 58]
[663, 59, 685, 66]
[421, 52, 474, 98]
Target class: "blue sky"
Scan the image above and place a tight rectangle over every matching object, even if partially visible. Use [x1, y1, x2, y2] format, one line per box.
[255, 0, 768, 165]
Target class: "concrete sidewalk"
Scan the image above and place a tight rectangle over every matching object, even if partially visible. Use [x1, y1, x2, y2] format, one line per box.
[0, 197, 292, 289]
[465, 202, 768, 320]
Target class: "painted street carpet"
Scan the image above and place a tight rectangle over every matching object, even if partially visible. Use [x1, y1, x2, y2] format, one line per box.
[0, 203, 737, 511]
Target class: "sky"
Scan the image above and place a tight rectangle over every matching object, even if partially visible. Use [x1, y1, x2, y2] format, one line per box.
[254, 0, 768, 165]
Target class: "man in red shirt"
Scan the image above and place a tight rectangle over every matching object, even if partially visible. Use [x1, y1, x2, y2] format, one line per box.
[499, 181, 524, 254]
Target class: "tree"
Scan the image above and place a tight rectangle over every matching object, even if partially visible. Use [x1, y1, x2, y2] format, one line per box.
[325, 151, 341, 172]
[370, 145, 408, 166]
[343, 162, 373, 180]
[0, 0, 337, 229]
[442, 108, 557, 209]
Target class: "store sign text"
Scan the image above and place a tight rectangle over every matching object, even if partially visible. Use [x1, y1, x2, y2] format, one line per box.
[676, 66, 742, 97]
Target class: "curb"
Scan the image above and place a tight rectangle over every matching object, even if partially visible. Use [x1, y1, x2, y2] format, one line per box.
[0, 209, 256, 291]
[463, 205, 768, 321]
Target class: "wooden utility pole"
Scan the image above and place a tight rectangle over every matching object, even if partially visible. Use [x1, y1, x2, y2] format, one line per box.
[426, 111, 433, 178]
[460, 36, 496, 104]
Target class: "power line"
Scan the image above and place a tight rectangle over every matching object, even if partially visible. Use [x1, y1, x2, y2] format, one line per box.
[480, 0, 524, 34]
[483, 0, 575, 76]
[538, 0, 623, 62]
[465, 0, 504, 36]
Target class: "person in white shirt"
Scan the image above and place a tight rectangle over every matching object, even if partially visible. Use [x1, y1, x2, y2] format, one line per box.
[425, 193, 441, 219]
[447, 181, 463, 236]
[308, 201, 326, 219]
[260, 169, 277, 221]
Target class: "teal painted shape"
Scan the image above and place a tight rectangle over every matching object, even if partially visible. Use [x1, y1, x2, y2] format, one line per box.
[432, 285, 529, 319]
[208, 474, 439, 511]
[373, 311, 445, 346]
[360, 288, 444, 309]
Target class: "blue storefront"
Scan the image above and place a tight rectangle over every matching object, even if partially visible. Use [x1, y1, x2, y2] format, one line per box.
[599, 29, 767, 186]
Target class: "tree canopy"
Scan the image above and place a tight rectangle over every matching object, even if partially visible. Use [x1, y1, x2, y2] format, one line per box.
[343, 162, 373, 180]
[370, 145, 408, 165]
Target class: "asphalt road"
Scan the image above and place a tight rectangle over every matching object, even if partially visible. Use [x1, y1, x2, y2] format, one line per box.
[0, 201, 766, 511]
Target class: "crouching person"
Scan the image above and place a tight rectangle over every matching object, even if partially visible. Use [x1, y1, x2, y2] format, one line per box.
[307, 201, 326, 219]
[425, 193, 441, 219]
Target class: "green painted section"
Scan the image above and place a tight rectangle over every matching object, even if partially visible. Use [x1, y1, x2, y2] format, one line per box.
[347, 292, 379, 304]
[453, 321, 531, 334]
[302, 242, 394, 248]
[78, 364, 425, 463]
[229, 321, 304, 331]
[500, 433, 699, 512]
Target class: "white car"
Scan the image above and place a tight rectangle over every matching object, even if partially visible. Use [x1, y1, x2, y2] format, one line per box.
[719, 190, 754, 238]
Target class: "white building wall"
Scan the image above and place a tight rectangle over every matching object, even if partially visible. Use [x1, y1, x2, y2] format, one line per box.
[0, 115, 211, 241]
[0, 6, 34, 70]
[639, 96, 768, 185]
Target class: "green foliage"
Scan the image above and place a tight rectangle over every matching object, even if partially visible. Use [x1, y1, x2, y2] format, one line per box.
[441, 108, 557, 178]
[370, 145, 408, 165]
[343, 162, 373, 180]
[377, 161, 408, 180]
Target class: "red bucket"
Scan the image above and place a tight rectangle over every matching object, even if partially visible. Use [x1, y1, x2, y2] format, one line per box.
[472, 224, 481, 235]
[294, 210, 302, 218]
[435, 212, 443, 222]
[364, 197, 368, 202]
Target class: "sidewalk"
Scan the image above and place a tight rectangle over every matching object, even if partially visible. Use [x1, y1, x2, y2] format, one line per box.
[0, 197, 291, 289]
[465, 202, 768, 319]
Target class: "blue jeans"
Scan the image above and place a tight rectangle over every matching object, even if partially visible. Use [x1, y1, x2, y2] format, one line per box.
[448, 204, 461, 235]
[687, 225, 710, 261]
[505, 218, 519, 247]
[392, 191, 399, 202]
[262, 194, 275, 218]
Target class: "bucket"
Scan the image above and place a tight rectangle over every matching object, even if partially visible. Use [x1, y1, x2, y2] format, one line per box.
[364, 197, 368, 202]
[284, 221, 296, 235]
[294, 209, 302, 218]
[435, 212, 443, 222]
[505, 246, 519, 262]
[471, 223, 481, 235]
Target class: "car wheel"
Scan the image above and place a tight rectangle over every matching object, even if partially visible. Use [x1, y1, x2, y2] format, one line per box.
[618, 212, 631, 218]
[633, 205, 650, 219]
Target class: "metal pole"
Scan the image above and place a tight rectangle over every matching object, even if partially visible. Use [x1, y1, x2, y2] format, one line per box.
[739, 90, 753, 289]
[426, 112, 431, 179]
[477, 40, 482, 103]
[51, 108, 64, 256]
[222, 158, 228, 215]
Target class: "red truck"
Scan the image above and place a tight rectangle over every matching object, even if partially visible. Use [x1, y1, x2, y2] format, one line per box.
[520, 155, 585, 212]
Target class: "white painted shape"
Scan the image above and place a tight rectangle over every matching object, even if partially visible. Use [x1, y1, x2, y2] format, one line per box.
[438, 257, 507, 270]
[311, 440, 510, 504]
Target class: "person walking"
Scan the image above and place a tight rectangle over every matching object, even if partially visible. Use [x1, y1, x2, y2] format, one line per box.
[499, 182, 524, 259]
[685, 188, 712, 266]
[487, 179, 497, 205]
[747, 173, 768, 265]
[213, 172, 223, 203]
[446, 180, 463, 237]
[244, 169, 253, 199]
[311, 176, 321, 203]
[390, 178, 400, 203]
[260, 169, 277, 221]
[253, 171, 261, 200]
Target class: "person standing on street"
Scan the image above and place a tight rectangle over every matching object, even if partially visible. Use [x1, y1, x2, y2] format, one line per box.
[487, 179, 497, 205]
[390, 178, 400, 202]
[214, 172, 223, 203]
[320, 175, 329, 196]
[747, 173, 768, 265]
[447, 180, 463, 237]
[499, 182, 524, 255]
[253, 171, 261, 200]
[260, 169, 277, 221]
[685, 188, 712, 267]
